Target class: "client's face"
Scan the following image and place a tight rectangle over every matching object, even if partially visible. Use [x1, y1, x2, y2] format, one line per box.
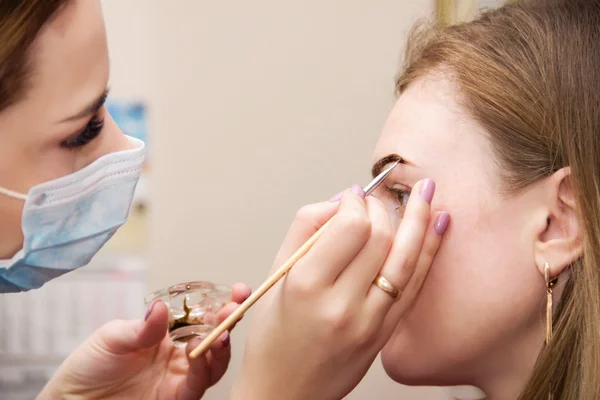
[372, 74, 548, 387]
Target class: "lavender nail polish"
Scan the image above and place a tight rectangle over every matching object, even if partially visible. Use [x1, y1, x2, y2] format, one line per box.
[220, 331, 230, 347]
[351, 184, 365, 199]
[435, 212, 450, 235]
[144, 300, 158, 321]
[420, 179, 435, 204]
[329, 191, 343, 202]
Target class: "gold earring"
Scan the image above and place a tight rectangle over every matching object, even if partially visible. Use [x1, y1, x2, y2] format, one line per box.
[545, 262, 558, 344]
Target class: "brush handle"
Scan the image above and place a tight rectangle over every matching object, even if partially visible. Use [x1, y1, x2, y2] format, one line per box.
[189, 219, 332, 358]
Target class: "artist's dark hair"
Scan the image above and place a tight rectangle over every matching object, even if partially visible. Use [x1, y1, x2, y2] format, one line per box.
[0, 0, 69, 111]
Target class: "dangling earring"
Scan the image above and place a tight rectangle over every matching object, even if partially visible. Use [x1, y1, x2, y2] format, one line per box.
[545, 262, 558, 344]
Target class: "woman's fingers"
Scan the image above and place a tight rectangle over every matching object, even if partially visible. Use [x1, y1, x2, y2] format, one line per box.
[94, 300, 169, 356]
[180, 338, 211, 400]
[269, 201, 340, 276]
[215, 302, 243, 330]
[182, 332, 231, 400]
[288, 188, 372, 287]
[366, 180, 437, 312]
[230, 282, 251, 304]
[383, 210, 449, 327]
[336, 195, 394, 295]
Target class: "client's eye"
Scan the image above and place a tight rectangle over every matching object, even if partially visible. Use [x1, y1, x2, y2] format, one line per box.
[60, 115, 105, 149]
[385, 185, 411, 211]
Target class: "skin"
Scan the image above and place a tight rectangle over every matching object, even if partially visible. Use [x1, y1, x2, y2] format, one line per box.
[234, 73, 581, 400]
[39, 292, 250, 400]
[0, 0, 129, 257]
[0, 0, 581, 398]
[374, 75, 581, 399]
[0, 1, 251, 398]
[233, 184, 448, 400]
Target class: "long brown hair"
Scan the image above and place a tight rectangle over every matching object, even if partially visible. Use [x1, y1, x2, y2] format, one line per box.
[396, 1, 600, 398]
[0, 0, 69, 111]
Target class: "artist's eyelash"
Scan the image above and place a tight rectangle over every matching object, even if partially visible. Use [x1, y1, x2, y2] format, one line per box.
[60, 115, 105, 149]
[385, 185, 412, 211]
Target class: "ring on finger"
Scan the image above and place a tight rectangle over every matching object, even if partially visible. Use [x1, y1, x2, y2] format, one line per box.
[373, 274, 401, 299]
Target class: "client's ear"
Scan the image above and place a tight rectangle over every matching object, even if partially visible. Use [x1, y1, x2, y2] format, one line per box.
[534, 167, 582, 278]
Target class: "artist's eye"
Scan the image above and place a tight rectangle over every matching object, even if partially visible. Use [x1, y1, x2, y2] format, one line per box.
[60, 115, 104, 149]
[385, 184, 411, 211]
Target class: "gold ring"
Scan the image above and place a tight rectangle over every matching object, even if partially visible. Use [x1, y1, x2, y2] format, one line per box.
[373, 274, 400, 299]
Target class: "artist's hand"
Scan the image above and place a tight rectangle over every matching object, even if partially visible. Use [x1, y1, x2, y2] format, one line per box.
[232, 181, 449, 400]
[38, 283, 251, 400]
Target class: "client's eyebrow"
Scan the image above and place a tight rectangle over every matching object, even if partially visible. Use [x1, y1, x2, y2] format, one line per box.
[371, 153, 409, 178]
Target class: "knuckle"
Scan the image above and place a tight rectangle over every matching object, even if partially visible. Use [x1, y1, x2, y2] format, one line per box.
[102, 319, 126, 331]
[393, 251, 411, 270]
[390, 253, 417, 283]
[371, 223, 393, 250]
[404, 253, 419, 274]
[366, 198, 393, 245]
[287, 274, 320, 298]
[421, 238, 439, 259]
[423, 227, 442, 253]
[402, 208, 428, 228]
[365, 195, 385, 210]
[96, 319, 128, 339]
[294, 204, 319, 223]
[407, 200, 432, 222]
[337, 209, 371, 237]
[353, 323, 378, 348]
[323, 303, 354, 334]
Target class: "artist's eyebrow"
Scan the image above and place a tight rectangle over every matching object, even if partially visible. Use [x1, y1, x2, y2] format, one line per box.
[60, 88, 109, 122]
[371, 153, 412, 178]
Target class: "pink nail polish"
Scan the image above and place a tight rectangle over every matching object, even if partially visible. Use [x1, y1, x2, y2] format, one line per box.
[144, 300, 158, 321]
[220, 331, 230, 347]
[329, 191, 343, 202]
[351, 184, 365, 199]
[420, 179, 435, 204]
[435, 212, 450, 235]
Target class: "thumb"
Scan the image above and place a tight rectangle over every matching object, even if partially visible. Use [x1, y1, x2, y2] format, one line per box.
[270, 200, 339, 275]
[94, 300, 169, 355]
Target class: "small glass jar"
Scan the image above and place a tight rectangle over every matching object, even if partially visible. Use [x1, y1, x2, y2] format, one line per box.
[144, 281, 232, 348]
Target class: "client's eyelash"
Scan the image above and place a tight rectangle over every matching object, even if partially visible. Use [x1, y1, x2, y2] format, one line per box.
[61, 115, 105, 149]
[385, 185, 412, 211]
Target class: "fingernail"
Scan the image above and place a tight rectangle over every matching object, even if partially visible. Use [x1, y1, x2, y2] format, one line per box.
[351, 184, 365, 199]
[435, 212, 450, 235]
[144, 300, 158, 321]
[219, 331, 230, 347]
[329, 191, 343, 202]
[420, 179, 435, 204]
[329, 185, 364, 202]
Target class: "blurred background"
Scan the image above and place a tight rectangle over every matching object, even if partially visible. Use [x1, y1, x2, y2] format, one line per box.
[0, 1, 510, 399]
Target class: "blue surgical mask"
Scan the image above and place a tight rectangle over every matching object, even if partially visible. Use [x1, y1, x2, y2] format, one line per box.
[0, 136, 145, 293]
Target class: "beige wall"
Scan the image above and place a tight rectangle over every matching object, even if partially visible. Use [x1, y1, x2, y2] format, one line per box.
[103, 1, 448, 399]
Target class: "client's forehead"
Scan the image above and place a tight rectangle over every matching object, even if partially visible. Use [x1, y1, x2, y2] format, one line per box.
[371, 74, 498, 184]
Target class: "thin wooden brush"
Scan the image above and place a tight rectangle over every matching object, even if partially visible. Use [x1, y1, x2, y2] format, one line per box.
[189, 160, 400, 358]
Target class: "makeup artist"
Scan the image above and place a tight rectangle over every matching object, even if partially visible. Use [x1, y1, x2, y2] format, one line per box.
[0, 2, 251, 399]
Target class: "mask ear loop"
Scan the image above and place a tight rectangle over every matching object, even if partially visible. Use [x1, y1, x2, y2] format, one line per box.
[0, 186, 28, 201]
